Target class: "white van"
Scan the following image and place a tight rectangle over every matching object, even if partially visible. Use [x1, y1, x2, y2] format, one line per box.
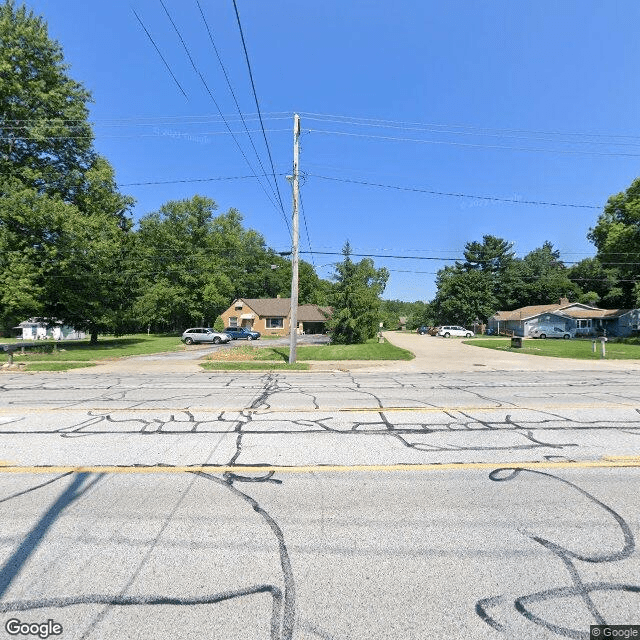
[529, 326, 575, 339]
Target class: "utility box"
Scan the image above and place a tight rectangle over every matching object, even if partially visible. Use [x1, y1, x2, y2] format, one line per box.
[511, 337, 523, 348]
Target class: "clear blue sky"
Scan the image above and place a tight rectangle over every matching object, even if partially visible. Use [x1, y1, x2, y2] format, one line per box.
[23, 0, 640, 301]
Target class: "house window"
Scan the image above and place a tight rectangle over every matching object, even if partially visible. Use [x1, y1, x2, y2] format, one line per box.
[577, 320, 591, 329]
[266, 317, 284, 329]
[229, 317, 238, 327]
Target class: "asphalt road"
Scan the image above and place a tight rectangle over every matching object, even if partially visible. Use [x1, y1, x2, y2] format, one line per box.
[0, 368, 638, 639]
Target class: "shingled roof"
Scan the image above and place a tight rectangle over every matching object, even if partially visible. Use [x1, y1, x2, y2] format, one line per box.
[491, 302, 629, 321]
[233, 298, 331, 321]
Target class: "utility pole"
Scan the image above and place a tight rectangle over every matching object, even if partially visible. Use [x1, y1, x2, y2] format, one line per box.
[288, 113, 301, 364]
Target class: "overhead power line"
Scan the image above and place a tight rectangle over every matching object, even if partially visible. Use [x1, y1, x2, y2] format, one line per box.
[157, 0, 290, 235]
[306, 129, 640, 158]
[231, 0, 287, 218]
[299, 111, 640, 142]
[195, 0, 276, 213]
[131, 8, 188, 100]
[307, 174, 601, 209]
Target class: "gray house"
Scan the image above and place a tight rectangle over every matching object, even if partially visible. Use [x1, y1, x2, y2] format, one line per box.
[488, 299, 640, 338]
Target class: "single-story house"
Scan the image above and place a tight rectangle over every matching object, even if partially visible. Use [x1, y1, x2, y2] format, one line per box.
[220, 298, 331, 336]
[488, 298, 640, 338]
[14, 318, 86, 341]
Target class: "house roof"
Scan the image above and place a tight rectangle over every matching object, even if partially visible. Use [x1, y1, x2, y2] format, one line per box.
[491, 302, 629, 322]
[492, 304, 568, 321]
[233, 298, 330, 321]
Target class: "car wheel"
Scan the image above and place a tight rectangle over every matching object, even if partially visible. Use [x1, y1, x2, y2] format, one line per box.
[465, 333, 472, 338]
[444, 332, 450, 338]
[184, 337, 193, 345]
[213, 337, 221, 344]
[563, 334, 570, 340]
[247, 335, 253, 341]
[539, 333, 546, 339]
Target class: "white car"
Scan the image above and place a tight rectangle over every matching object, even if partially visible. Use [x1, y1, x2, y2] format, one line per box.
[530, 326, 574, 340]
[437, 325, 474, 338]
[181, 328, 232, 345]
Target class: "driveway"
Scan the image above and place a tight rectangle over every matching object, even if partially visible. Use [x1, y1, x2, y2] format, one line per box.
[59, 332, 640, 375]
[380, 331, 640, 374]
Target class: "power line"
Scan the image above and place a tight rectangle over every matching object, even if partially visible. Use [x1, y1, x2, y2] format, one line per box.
[306, 129, 640, 158]
[131, 8, 188, 100]
[231, 0, 287, 218]
[302, 115, 640, 149]
[118, 174, 285, 187]
[157, 0, 290, 235]
[196, 0, 277, 213]
[307, 174, 602, 209]
[299, 111, 640, 142]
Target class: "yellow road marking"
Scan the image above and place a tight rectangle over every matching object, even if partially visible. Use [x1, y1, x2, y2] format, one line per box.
[0, 458, 639, 474]
[0, 403, 634, 414]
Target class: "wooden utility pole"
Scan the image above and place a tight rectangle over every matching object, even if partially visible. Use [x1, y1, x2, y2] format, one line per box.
[288, 113, 301, 364]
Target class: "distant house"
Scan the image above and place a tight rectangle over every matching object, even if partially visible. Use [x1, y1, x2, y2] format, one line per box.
[219, 298, 331, 336]
[488, 298, 640, 338]
[14, 318, 86, 341]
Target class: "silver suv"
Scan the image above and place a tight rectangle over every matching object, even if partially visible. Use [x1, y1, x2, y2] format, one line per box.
[181, 328, 231, 345]
[437, 325, 474, 338]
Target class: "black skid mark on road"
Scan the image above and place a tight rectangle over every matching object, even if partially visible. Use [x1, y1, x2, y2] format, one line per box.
[193, 471, 296, 640]
[377, 411, 577, 453]
[476, 467, 640, 638]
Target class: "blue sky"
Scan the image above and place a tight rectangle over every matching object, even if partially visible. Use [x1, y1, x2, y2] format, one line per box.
[23, 0, 640, 301]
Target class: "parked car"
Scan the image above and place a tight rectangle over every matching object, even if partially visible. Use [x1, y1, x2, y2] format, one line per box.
[181, 328, 231, 345]
[224, 327, 261, 341]
[417, 326, 429, 335]
[530, 326, 574, 340]
[437, 325, 474, 338]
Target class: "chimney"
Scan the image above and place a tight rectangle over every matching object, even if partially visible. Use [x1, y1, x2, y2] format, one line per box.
[559, 297, 569, 306]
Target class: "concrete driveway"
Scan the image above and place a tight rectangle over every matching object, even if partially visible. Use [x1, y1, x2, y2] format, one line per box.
[56, 331, 640, 375]
[381, 331, 640, 373]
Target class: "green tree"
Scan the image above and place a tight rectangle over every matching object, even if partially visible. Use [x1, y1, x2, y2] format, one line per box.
[588, 177, 640, 307]
[0, 1, 94, 200]
[512, 242, 580, 307]
[0, 2, 134, 338]
[432, 268, 496, 325]
[327, 242, 389, 344]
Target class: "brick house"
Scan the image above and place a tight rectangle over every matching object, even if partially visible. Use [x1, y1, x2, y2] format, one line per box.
[220, 298, 331, 336]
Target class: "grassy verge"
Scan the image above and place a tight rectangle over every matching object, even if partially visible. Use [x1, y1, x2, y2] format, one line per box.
[467, 338, 640, 360]
[205, 338, 414, 363]
[1, 335, 184, 363]
[200, 362, 310, 371]
[23, 362, 97, 371]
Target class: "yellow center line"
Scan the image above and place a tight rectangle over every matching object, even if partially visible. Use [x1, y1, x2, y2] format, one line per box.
[0, 458, 639, 474]
[0, 403, 634, 414]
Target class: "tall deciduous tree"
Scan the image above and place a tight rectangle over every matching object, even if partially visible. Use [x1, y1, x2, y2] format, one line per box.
[327, 242, 389, 344]
[0, 1, 133, 338]
[0, 0, 94, 199]
[588, 177, 640, 307]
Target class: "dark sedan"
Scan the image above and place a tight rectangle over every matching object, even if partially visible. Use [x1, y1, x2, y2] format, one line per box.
[224, 327, 261, 341]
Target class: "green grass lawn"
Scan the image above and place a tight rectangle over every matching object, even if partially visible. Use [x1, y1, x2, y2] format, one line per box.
[200, 361, 310, 371]
[1, 334, 184, 363]
[205, 338, 414, 363]
[467, 338, 640, 359]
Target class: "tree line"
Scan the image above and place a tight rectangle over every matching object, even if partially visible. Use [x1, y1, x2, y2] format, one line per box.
[0, 2, 390, 344]
[2, 1, 638, 341]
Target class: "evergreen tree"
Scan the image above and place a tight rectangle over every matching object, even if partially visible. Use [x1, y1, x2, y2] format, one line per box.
[327, 242, 389, 344]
